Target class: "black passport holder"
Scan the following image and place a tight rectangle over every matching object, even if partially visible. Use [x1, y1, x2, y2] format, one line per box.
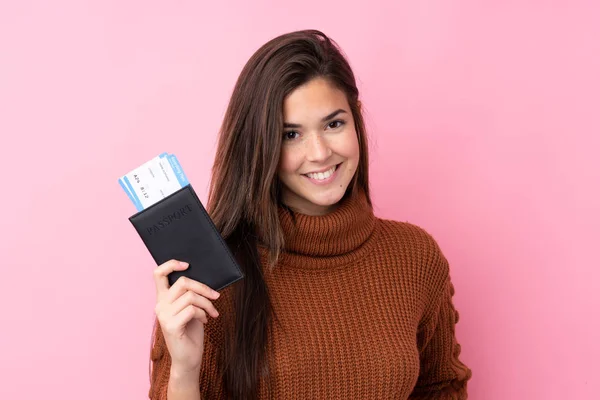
[129, 184, 244, 291]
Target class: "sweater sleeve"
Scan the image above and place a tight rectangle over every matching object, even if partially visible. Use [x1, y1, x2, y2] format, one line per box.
[408, 275, 473, 399]
[147, 320, 171, 399]
[148, 320, 225, 399]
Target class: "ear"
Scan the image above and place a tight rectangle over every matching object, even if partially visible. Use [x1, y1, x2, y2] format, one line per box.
[356, 100, 362, 112]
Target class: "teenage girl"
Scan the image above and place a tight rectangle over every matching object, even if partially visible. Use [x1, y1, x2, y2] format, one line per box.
[149, 29, 472, 400]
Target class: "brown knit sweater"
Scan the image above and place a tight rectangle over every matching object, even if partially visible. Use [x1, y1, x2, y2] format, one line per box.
[149, 191, 472, 399]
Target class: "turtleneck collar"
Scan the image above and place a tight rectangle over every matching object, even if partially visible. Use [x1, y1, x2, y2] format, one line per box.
[259, 190, 379, 270]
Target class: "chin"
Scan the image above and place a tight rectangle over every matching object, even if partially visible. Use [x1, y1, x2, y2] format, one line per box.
[306, 188, 347, 207]
[280, 175, 352, 213]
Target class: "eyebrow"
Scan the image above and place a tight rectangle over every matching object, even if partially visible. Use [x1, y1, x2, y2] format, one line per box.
[283, 109, 347, 129]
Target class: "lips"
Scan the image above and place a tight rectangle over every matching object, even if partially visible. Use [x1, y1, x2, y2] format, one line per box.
[303, 163, 341, 181]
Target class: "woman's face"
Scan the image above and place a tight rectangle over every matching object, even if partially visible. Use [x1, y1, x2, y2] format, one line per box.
[278, 77, 360, 216]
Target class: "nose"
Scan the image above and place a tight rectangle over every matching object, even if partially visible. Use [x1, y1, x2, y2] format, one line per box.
[304, 132, 332, 162]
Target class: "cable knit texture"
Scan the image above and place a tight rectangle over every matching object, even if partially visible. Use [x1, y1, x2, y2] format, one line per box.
[149, 191, 472, 399]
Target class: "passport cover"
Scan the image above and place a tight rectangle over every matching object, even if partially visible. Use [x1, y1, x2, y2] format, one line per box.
[129, 184, 244, 291]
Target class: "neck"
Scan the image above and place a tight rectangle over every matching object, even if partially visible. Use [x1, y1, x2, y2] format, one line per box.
[282, 201, 341, 217]
[259, 189, 378, 270]
[281, 192, 342, 216]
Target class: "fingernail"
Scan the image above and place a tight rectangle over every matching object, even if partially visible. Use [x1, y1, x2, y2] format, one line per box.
[213, 290, 220, 298]
[179, 261, 189, 268]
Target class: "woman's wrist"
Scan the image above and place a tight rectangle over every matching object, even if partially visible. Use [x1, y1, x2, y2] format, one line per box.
[169, 364, 201, 391]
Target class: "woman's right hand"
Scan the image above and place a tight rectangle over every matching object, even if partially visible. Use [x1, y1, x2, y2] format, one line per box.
[153, 259, 221, 375]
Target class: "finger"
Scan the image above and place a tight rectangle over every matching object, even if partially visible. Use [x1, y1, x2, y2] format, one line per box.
[168, 305, 208, 331]
[153, 259, 189, 296]
[165, 276, 220, 304]
[170, 290, 220, 318]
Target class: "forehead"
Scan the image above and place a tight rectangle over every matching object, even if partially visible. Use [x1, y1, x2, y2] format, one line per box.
[283, 78, 349, 122]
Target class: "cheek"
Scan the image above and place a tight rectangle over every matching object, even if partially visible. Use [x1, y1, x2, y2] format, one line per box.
[278, 148, 300, 175]
[341, 131, 360, 175]
[345, 161, 358, 179]
[341, 130, 360, 161]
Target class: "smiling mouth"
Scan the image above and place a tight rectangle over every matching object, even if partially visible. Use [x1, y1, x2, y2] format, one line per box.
[303, 163, 341, 181]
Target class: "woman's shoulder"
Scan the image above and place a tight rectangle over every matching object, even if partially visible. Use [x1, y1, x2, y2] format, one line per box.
[373, 217, 450, 278]
[375, 217, 443, 251]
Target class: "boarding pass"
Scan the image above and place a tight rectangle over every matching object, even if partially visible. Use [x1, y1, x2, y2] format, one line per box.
[118, 152, 190, 211]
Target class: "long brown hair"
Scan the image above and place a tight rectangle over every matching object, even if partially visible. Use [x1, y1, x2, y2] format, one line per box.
[207, 29, 371, 399]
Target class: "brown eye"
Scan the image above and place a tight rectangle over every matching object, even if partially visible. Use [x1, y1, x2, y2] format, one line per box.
[283, 131, 299, 140]
[328, 120, 345, 129]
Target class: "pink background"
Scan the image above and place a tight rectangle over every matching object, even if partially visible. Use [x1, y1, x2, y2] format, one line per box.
[1, 1, 598, 399]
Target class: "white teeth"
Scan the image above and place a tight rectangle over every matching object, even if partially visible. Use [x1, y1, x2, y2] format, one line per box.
[306, 165, 336, 180]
